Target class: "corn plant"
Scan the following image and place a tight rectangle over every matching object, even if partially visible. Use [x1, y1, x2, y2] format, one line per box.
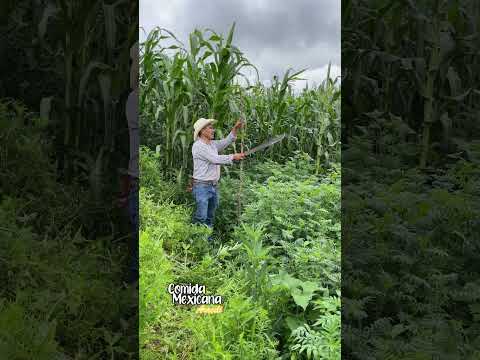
[235, 223, 273, 304]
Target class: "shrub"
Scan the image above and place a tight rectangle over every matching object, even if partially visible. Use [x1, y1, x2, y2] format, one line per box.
[0, 301, 59, 360]
[187, 295, 278, 359]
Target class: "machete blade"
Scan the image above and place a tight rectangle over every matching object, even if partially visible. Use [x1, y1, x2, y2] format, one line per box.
[244, 134, 286, 156]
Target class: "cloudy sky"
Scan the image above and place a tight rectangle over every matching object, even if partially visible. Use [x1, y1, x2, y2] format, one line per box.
[140, 0, 340, 90]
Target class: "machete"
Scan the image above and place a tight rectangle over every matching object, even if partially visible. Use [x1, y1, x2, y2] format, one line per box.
[244, 134, 286, 156]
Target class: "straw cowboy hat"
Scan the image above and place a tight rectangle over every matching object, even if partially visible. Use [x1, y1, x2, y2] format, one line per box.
[193, 118, 216, 141]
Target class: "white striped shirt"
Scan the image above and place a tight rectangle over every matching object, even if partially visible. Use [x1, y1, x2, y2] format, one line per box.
[192, 132, 236, 182]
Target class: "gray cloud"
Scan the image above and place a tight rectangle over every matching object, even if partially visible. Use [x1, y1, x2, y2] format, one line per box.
[140, 0, 340, 87]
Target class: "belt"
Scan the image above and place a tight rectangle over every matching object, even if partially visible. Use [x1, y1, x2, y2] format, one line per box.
[192, 179, 218, 186]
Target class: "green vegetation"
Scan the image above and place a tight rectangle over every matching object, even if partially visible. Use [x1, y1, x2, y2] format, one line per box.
[0, 0, 138, 360]
[139, 25, 341, 359]
[140, 150, 340, 359]
[0, 99, 137, 359]
[343, 0, 480, 358]
[1, 1, 138, 358]
[140, 24, 340, 182]
[2, 0, 136, 183]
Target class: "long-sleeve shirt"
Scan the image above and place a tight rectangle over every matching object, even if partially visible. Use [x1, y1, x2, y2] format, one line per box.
[192, 131, 237, 182]
[126, 88, 139, 178]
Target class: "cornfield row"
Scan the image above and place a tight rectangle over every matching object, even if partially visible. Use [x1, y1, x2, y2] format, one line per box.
[140, 24, 341, 181]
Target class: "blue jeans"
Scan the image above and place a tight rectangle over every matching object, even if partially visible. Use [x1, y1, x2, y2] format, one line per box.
[192, 184, 219, 228]
[127, 179, 139, 283]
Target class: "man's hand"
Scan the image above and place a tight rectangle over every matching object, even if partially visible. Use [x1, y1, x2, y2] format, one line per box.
[234, 119, 244, 129]
[232, 152, 246, 161]
[232, 119, 244, 136]
[186, 177, 193, 193]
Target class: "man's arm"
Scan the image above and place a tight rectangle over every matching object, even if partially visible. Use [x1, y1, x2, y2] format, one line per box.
[213, 120, 244, 152]
[195, 143, 234, 165]
[213, 131, 236, 152]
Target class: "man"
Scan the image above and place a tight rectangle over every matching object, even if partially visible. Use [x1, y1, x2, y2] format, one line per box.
[191, 118, 245, 231]
[119, 41, 139, 284]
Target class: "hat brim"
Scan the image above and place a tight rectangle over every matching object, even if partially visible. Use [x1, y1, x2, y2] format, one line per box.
[194, 119, 216, 141]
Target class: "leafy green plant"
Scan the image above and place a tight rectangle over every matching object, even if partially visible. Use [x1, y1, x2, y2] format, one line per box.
[286, 293, 341, 360]
[234, 224, 273, 304]
[0, 98, 137, 358]
[187, 295, 278, 360]
[272, 271, 321, 312]
[0, 302, 58, 360]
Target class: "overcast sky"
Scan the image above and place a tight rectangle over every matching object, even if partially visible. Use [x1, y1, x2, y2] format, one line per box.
[140, 0, 340, 91]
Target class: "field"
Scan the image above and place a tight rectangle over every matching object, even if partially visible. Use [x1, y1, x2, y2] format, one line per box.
[0, 99, 137, 359]
[342, 0, 480, 358]
[1, 2, 139, 358]
[139, 25, 341, 359]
